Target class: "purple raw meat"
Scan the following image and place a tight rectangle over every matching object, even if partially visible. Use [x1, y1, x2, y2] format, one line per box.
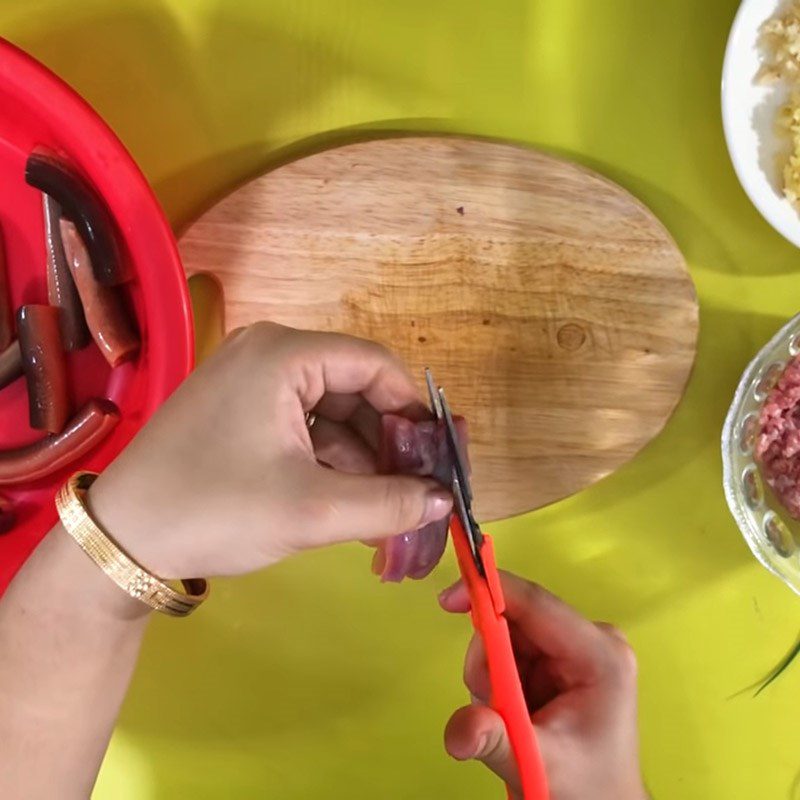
[0, 495, 14, 535]
[373, 414, 468, 582]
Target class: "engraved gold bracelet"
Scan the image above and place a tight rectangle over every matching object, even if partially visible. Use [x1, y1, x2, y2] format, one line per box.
[56, 471, 209, 617]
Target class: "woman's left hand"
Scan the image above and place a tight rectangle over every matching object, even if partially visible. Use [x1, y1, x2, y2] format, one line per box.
[88, 322, 453, 579]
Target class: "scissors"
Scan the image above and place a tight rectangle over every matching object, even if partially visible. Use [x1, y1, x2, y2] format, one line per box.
[425, 369, 549, 800]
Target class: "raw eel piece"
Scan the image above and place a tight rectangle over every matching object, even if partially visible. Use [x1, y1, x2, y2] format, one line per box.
[0, 495, 14, 534]
[0, 400, 118, 486]
[17, 305, 71, 433]
[43, 195, 90, 350]
[373, 414, 468, 582]
[25, 150, 130, 285]
[0, 340, 22, 390]
[0, 225, 10, 351]
[60, 220, 139, 367]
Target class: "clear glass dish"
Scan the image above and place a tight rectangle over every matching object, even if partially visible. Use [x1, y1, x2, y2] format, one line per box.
[723, 311, 800, 595]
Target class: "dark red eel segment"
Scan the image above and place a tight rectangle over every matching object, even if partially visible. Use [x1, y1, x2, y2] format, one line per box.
[60, 220, 139, 367]
[0, 225, 11, 351]
[0, 399, 118, 486]
[0, 495, 14, 534]
[372, 415, 469, 582]
[0, 340, 22, 391]
[43, 195, 90, 351]
[17, 305, 71, 433]
[25, 151, 130, 286]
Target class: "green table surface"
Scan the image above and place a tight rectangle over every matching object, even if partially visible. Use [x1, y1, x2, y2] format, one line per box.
[5, 1, 800, 797]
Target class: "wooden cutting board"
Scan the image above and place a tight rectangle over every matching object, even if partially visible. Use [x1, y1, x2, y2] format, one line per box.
[179, 136, 698, 521]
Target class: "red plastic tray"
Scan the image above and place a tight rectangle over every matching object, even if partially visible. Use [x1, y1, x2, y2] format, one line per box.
[0, 39, 193, 591]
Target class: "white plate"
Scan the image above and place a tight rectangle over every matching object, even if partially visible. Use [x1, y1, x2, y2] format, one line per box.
[722, 0, 800, 247]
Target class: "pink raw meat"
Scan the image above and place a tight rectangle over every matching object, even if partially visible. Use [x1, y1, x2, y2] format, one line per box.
[373, 414, 468, 582]
[756, 356, 800, 518]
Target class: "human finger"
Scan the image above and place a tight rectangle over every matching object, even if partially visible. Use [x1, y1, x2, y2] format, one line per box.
[309, 417, 377, 474]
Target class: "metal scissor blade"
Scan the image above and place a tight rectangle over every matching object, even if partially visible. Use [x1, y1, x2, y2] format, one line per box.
[424, 367, 443, 421]
[453, 476, 485, 575]
[438, 386, 473, 504]
[424, 370, 484, 572]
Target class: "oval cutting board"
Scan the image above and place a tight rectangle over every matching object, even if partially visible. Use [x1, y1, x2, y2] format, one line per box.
[179, 137, 698, 521]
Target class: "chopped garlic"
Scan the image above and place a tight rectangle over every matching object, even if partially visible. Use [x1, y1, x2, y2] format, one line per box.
[761, 2, 800, 206]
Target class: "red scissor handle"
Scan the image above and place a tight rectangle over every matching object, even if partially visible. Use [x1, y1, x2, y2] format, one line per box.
[450, 514, 549, 800]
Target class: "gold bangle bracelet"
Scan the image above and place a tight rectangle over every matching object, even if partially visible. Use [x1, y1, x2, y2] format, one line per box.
[56, 472, 209, 617]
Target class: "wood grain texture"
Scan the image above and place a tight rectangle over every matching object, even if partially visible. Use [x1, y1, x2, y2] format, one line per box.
[179, 137, 699, 520]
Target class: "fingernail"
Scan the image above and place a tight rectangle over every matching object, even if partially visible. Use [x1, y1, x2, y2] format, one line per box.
[438, 580, 460, 604]
[421, 489, 452, 525]
[472, 735, 488, 759]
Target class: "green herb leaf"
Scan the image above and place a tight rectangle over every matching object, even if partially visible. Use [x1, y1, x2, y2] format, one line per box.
[731, 630, 800, 698]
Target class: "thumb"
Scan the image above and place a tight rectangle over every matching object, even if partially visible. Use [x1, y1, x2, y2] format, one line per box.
[307, 466, 452, 543]
[445, 704, 520, 794]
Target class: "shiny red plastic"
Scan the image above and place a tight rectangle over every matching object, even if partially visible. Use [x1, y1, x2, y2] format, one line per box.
[0, 39, 193, 590]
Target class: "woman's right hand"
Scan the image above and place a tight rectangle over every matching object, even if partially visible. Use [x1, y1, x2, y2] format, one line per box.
[440, 572, 648, 800]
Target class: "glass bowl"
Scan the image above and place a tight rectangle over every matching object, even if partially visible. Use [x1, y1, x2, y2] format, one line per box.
[723, 311, 800, 595]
